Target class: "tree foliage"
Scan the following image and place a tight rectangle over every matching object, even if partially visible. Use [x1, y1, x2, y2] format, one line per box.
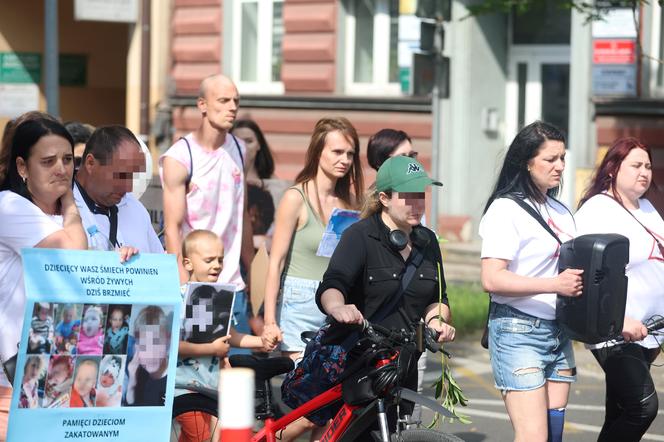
[465, 0, 661, 22]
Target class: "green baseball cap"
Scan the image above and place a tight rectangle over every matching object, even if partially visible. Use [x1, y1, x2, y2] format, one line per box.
[375, 156, 442, 193]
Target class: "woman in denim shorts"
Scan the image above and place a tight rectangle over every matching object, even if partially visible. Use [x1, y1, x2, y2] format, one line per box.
[479, 121, 584, 442]
[260, 117, 364, 440]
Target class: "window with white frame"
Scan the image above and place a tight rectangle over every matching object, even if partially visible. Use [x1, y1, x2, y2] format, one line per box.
[344, 0, 400, 95]
[231, 0, 284, 94]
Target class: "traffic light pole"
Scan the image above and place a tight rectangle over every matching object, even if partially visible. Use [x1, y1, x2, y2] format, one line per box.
[429, 21, 445, 235]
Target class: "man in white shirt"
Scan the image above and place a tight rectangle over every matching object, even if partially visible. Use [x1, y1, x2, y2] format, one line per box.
[74, 125, 164, 254]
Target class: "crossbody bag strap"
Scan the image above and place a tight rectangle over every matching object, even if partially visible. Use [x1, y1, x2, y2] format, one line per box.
[370, 247, 425, 323]
[179, 136, 193, 188]
[503, 194, 562, 245]
[600, 193, 664, 254]
[337, 248, 425, 349]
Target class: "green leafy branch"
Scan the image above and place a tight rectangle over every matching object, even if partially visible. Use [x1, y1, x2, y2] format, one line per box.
[428, 263, 470, 428]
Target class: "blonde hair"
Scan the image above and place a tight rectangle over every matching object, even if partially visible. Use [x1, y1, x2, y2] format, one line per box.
[76, 358, 98, 373]
[84, 305, 103, 320]
[182, 229, 221, 259]
[360, 188, 391, 219]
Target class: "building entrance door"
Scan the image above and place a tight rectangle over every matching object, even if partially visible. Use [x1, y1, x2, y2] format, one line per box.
[505, 45, 571, 144]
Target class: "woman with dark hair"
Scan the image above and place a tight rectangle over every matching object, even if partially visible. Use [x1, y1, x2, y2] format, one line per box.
[0, 112, 87, 382]
[232, 119, 291, 250]
[366, 128, 416, 171]
[576, 137, 663, 442]
[479, 121, 583, 442]
[231, 118, 275, 184]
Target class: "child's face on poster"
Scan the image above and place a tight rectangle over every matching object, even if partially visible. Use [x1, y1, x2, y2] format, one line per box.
[26, 359, 41, 380]
[63, 308, 74, 323]
[99, 359, 120, 388]
[137, 325, 168, 375]
[74, 364, 97, 397]
[39, 307, 49, 321]
[83, 309, 101, 336]
[109, 310, 123, 332]
[48, 362, 69, 387]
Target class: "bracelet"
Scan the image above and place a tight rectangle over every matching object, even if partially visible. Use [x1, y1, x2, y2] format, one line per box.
[426, 315, 445, 326]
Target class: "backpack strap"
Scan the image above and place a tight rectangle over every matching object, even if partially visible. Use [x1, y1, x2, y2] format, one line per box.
[179, 136, 193, 188]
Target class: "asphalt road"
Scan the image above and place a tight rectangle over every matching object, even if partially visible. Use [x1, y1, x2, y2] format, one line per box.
[420, 334, 664, 442]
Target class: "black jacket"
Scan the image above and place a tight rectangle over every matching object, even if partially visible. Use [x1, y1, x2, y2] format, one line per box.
[315, 212, 448, 331]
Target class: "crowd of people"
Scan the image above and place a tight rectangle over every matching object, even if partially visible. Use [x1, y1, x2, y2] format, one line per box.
[0, 72, 662, 442]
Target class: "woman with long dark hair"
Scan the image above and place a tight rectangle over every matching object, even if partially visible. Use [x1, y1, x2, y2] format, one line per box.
[479, 121, 583, 442]
[0, 112, 87, 382]
[576, 137, 663, 442]
[232, 118, 291, 250]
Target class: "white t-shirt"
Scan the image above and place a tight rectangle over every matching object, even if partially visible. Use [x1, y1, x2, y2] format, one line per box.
[159, 134, 246, 290]
[0, 191, 63, 363]
[479, 196, 576, 320]
[73, 185, 164, 254]
[576, 194, 664, 349]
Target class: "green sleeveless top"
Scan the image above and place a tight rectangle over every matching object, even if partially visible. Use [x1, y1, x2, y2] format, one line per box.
[282, 187, 330, 281]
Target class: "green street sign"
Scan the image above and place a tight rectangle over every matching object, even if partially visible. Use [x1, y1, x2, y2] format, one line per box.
[0, 52, 41, 84]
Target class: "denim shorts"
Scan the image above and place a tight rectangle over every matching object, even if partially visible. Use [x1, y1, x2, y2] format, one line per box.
[229, 290, 251, 356]
[488, 302, 576, 392]
[277, 276, 327, 352]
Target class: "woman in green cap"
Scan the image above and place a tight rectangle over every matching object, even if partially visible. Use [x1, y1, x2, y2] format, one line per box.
[284, 156, 455, 435]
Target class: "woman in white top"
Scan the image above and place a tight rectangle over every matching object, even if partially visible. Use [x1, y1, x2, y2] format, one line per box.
[0, 112, 88, 382]
[575, 137, 663, 442]
[479, 121, 583, 442]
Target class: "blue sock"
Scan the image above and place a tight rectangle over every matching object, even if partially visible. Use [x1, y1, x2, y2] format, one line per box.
[547, 408, 565, 442]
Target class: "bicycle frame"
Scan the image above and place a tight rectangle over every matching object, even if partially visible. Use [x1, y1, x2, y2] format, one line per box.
[252, 383, 358, 442]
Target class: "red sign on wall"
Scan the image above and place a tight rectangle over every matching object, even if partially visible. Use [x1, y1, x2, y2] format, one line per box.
[593, 39, 636, 64]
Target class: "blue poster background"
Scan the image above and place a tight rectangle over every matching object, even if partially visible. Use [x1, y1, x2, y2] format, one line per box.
[8, 249, 181, 442]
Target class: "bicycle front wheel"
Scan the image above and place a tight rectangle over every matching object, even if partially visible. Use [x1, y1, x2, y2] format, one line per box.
[171, 393, 219, 442]
[390, 428, 465, 442]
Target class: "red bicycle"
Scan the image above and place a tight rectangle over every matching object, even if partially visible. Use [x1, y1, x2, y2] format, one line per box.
[171, 320, 464, 442]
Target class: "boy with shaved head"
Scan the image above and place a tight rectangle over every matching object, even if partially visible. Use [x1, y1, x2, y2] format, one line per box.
[160, 75, 255, 348]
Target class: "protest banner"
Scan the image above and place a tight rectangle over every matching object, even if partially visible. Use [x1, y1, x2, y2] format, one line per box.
[8, 249, 181, 442]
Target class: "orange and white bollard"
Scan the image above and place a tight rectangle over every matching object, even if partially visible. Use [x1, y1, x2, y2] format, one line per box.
[219, 367, 254, 442]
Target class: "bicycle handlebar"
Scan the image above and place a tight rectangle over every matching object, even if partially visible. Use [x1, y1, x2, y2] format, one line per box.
[331, 318, 443, 354]
[611, 316, 664, 344]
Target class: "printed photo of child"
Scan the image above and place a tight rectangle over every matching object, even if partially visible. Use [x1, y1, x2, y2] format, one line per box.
[77, 305, 106, 355]
[182, 284, 234, 344]
[43, 355, 74, 408]
[69, 357, 99, 407]
[18, 355, 47, 408]
[103, 305, 130, 355]
[54, 304, 81, 355]
[28, 303, 54, 354]
[124, 305, 172, 407]
[95, 355, 125, 407]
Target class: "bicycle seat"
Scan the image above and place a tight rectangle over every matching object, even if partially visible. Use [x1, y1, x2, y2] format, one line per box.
[229, 355, 294, 382]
